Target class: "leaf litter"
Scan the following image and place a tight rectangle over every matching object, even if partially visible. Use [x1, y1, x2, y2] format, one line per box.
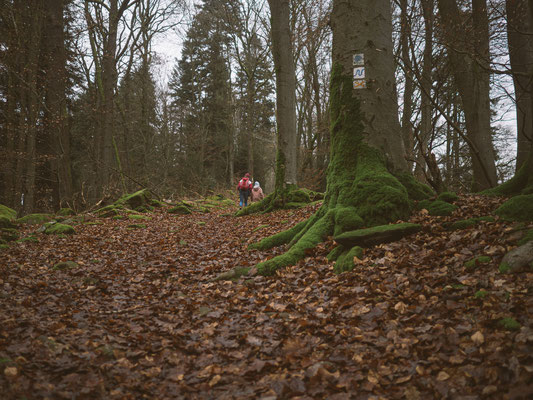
[0, 194, 532, 399]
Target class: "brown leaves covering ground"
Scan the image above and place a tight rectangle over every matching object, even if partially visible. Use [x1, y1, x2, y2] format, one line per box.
[0, 195, 532, 399]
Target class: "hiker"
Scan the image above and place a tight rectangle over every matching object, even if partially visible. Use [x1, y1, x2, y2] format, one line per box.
[237, 173, 253, 208]
[250, 181, 265, 202]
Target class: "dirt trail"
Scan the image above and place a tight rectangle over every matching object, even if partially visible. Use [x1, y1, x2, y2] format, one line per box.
[1, 197, 532, 399]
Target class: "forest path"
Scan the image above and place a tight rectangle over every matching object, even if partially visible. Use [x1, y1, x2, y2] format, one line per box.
[1, 196, 532, 399]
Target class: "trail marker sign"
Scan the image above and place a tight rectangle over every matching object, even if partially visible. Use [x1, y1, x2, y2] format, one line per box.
[353, 53, 364, 66]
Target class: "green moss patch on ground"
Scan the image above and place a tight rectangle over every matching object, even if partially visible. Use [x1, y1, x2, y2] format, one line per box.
[57, 208, 76, 216]
[168, 205, 192, 215]
[426, 200, 458, 216]
[334, 246, 363, 274]
[334, 223, 421, 248]
[497, 317, 520, 331]
[43, 223, 75, 235]
[465, 255, 492, 271]
[444, 216, 495, 231]
[128, 214, 151, 221]
[494, 194, 533, 222]
[1, 228, 19, 242]
[52, 261, 78, 271]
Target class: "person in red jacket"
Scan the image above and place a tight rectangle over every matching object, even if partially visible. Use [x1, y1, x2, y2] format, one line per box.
[237, 173, 253, 208]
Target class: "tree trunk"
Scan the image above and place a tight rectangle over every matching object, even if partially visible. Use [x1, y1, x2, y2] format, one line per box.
[506, 0, 533, 171]
[437, 0, 498, 191]
[44, 0, 73, 208]
[268, 0, 298, 188]
[399, 0, 415, 171]
[252, 0, 421, 275]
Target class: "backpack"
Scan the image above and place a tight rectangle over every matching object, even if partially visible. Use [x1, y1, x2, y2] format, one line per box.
[238, 177, 250, 190]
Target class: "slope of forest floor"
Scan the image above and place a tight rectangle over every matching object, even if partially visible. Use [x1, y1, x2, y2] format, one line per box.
[1, 194, 532, 399]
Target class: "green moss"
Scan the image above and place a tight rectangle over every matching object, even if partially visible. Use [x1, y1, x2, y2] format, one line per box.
[494, 195, 533, 222]
[445, 216, 495, 231]
[427, 200, 458, 216]
[84, 221, 104, 225]
[465, 256, 492, 271]
[57, 208, 75, 216]
[287, 189, 311, 203]
[44, 223, 75, 235]
[17, 235, 38, 243]
[518, 229, 533, 246]
[498, 262, 511, 274]
[497, 317, 520, 331]
[168, 205, 192, 215]
[256, 212, 334, 275]
[252, 224, 270, 233]
[436, 191, 458, 203]
[127, 223, 146, 229]
[483, 158, 532, 196]
[284, 202, 307, 209]
[116, 189, 152, 210]
[113, 215, 125, 220]
[249, 219, 308, 251]
[334, 223, 421, 247]
[197, 221, 206, 226]
[474, 290, 488, 299]
[327, 245, 345, 262]
[334, 246, 364, 274]
[395, 173, 434, 201]
[0, 216, 15, 229]
[17, 213, 54, 225]
[52, 261, 78, 271]
[1, 228, 19, 242]
[417, 199, 432, 211]
[0, 204, 17, 220]
[333, 207, 364, 237]
[128, 214, 151, 221]
[0, 244, 9, 250]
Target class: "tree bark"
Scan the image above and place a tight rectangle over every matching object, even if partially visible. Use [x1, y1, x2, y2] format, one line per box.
[506, 0, 533, 170]
[437, 0, 498, 191]
[268, 0, 298, 188]
[44, 0, 73, 208]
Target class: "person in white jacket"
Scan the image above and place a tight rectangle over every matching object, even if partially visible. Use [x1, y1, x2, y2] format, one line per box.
[250, 181, 265, 202]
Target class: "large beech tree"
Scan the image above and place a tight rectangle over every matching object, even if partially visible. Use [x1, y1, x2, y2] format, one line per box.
[250, 0, 430, 275]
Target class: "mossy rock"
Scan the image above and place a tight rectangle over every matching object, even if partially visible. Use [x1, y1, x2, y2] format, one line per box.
[500, 241, 533, 273]
[286, 189, 311, 204]
[150, 199, 165, 208]
[426, 200, 458, 216]
[1, 228, 19, 242]
[44, 223, 75, 235]
[334, 246, 363, 274]
[334, 223, 421, 248]
[0, 216, 15, 229]
[17, 213, 54, 225]
[436, 191, 458, 203]
[395, 173, 434, 201]
[135, 205, 154, 213]
[52, 261, 78, 271]
[128, 214, 151, 221]
[0, 204, 17, 220]
[168, 205, 192, 215]
[116, 189, 153, 210]
[464, 255, 491, 271]
[494, 194, 533, 222]
[57, 208, 76, 216]
[497, 317, 520, 331]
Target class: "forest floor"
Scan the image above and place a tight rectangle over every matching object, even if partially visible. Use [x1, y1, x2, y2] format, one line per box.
[0, 194, 532, 399]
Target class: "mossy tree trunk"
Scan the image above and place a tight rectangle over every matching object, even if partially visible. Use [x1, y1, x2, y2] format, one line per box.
[253, 0, 420, 275]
